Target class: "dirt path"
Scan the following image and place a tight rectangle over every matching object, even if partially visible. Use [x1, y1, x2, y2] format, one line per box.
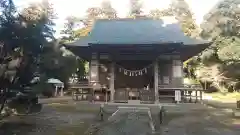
[0, 105, 98, 135]
[0, 103, 240, 135]
[92, 106, 240, 135]
[95, 111, 153, 135]
[161, 109, 240, 135]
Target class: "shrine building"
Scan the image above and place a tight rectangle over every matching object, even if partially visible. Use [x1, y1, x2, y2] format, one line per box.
[65, 18, 211, 104]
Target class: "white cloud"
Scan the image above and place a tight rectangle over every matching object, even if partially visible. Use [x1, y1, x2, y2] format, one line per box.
[187, 0, 220, 25]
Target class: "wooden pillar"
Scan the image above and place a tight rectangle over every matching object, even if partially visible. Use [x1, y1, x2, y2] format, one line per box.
[200, 90, 203, 102]
[172, 60, 183, 87]
[172, 59, 183, 102]
[90, 53, 100, 88]
[60, 86, 64, 97]
[154, 60, 159, 103]
[54, 86, 58, 97]
[110, 62, 115, 102]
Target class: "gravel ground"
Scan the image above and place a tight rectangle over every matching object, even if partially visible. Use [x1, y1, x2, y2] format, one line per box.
[0, 103, 240, 135]
[161, 109, 240, 135]
[0, 105, 99, 135]
[95, 111, 153, 135]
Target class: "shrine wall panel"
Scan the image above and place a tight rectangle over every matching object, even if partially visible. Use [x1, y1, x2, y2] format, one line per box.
[158, 60, 172, 88]
[158, 57, 183, 88]
[114, 60, 154, 89]
[98, 61, 111, 88]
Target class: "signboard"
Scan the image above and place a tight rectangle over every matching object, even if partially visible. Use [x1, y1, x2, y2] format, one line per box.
[175, 90, 181, 102]
[163, 76, 170, 84]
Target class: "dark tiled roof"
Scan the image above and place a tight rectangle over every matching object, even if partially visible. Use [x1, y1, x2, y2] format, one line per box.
[67, 36, 90, 46]
[68, 18, 210, 46]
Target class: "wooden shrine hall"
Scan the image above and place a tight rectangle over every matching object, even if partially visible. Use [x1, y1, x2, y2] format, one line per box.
[65, 18, 211, 104]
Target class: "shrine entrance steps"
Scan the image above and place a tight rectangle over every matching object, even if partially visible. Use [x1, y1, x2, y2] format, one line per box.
[101, 103, 163, 133]
[97, 105, 159, 135]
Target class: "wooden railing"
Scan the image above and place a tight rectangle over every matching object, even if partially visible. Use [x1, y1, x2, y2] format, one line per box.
[69, 83, 204, 103]
[158, 88, 204, 103]
[114, 89, 155, 104]
[114, 89, 128, 103]
[139, 90, 155, 104]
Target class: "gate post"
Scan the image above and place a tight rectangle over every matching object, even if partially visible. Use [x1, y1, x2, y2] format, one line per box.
[110, 62, 115, 102]
[154, 60, 159, 103]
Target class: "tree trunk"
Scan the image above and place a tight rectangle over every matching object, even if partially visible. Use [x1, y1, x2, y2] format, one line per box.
[0, 100, 6, 114]
[0, 92, 6, 114]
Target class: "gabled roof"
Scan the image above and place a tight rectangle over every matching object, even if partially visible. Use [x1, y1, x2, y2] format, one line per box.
[67, 18, 210, 46]
[65, 18, 211, 61]
[67, 36, 89, 47]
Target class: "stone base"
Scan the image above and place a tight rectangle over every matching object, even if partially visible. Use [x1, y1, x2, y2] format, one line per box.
[128, 100, 140, 104]
[233, 109, 240, 117]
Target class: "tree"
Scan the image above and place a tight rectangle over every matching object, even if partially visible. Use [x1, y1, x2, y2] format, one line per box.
[149, 0, 199, 37]
[0, 0, 25, 114]
[84, 7, 103, 26]
[201, 0, 240, 61]
[169, 0, 199, 37]
[199, 0, 240, 91]
[101, 0, 117, 19]
[148, 0, 201, 81]
[129, 0, 143, 18]
[71, 1, 118, 37]
[58, 1, 118, 85]
[0, 0, 56, 115]
[200, 0, 240, 64]
[149, 8, 173, 19]
[168, 0, 201, 81]
[68, 7, 103, 37]
[15, 0, 56, 87]
[60, 16, 81, 42]
[40, 41, 78, 87]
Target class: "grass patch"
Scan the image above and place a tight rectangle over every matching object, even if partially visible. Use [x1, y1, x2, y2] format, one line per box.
[47, 103, 100, 113]
[205, 92, 240, 102]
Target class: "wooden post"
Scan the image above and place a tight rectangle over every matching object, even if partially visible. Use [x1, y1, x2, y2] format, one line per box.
[205, 81, 207, 90]
[172, 60, 183, 87]
[105, 90, 108, 103]
[90, 52, 100, 102]
[159, 106, 165, 124]
[200, 90, 203, 103]
[110, 62, 115, 102]
[90, 53, 99, 86]
[195, 90, 198, 103]
[55, 86, 58, 97]
[154, 60, 159, 103]
[60, 87, 64, 97]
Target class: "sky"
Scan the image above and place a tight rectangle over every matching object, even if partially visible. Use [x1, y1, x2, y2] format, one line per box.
[14, 0, 221, 37]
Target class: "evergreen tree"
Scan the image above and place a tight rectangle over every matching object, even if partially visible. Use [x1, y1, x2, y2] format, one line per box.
[101, 0, 117, 19]
[129, 0, 143, 18]
[199, 0, 240, 89]
[0, 0, 56, 115]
